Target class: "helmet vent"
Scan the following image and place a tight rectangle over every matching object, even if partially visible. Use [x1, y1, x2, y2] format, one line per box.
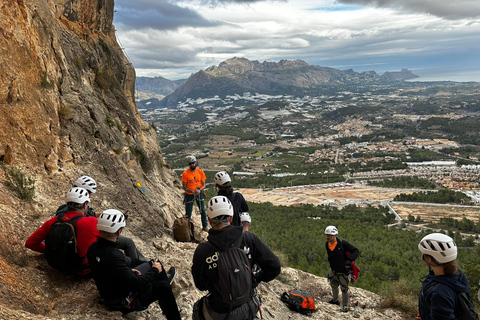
[438, 242, 445, 251]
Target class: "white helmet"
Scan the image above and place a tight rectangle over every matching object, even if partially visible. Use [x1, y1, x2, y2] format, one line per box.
[240, 212, 251, 223]
[74, 175, 97, 194]
[207, 196, 233, 219]
[325, 225, 338, 235]
[187, 155, 197, 164]
[418, 233, 457, 264]
[97, 209, 126, 233]
[214, 171, 231, 186]
[65, 187, 90, 204]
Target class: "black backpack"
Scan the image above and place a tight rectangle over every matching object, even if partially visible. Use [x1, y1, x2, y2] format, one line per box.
[280, 289, 316, 314]
[423, 281, 479, 320]
[45, 214, 86, 274]
[207, 233, 253, 307]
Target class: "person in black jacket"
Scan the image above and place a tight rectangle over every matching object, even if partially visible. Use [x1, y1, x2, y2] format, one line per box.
[192, 196, 281, 320]
[324, 225, 359, 312]
[417, 233, 472, 320]
[214, 171, 249, 226]
[87, 209, 180, 319]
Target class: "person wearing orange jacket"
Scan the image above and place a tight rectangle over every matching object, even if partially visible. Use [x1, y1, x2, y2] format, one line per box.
[181, 155, 208, 231]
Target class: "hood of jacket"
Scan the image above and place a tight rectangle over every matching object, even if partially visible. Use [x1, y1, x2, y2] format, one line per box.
[423, 269, 470, 294]
[206, 225, 243, 251]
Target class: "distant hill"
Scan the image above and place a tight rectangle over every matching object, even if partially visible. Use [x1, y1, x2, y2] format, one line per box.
[160, 57, 419, 107]
[136, 76, 186, 95]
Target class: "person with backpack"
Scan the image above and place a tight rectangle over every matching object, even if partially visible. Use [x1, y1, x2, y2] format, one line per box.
[191, 196, 281, 320]
[324, 225, 359, 312]
[55, 175, 147, 266]
[87, 209, 180, 319]
[417, 233, 478, 320]
[182, 155, 208, 231]
[214, 171, 249, 226]
[25, 187, 101, 276]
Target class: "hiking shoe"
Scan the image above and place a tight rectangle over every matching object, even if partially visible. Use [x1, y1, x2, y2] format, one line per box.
[166, 267, 176, 285]
[202, 227, 209, 232]
[340, 306, 350, 312]
[328, 299, 340, 305]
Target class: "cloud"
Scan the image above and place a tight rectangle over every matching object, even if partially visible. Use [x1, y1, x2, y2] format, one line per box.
[114, 0, 218, 30]
[335, 0, 480, 20]
[114, 1, 480, 81]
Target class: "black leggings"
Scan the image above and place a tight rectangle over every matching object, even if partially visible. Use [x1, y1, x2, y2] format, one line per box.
[137, 279, 181, 320]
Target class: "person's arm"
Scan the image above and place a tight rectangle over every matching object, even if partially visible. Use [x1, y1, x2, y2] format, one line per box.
[343, 240, 360, 261]
[238, 193, 249, 212]
[25, 219, 54, 253]
[248, 233, 281, 283]
[191, 244, 210, 290]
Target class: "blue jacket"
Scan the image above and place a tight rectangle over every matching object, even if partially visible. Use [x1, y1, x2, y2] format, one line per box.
[418, 270, 470, 320]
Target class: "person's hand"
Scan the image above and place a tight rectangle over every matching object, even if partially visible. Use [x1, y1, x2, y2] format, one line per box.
[152, 259, 162, 272]
[194, 187, 201, 195]
[132, 269, 141, 275]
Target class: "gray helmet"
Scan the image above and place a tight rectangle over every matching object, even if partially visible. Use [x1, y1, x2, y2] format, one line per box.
[418, 233, 457, 264]
[187, 155, 197, 164]
[74, 175, 97, 194]
[65, 187, 90, 204]
[97, 209, 126, 233]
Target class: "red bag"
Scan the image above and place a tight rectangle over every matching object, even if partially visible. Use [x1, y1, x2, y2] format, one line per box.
[345, 251, 360, 283]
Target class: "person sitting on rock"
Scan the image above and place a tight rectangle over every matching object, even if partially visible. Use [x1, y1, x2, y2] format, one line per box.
[55, 175, 147, 266]
[87, 209, 180, 319]
[25, 187, 101, 276]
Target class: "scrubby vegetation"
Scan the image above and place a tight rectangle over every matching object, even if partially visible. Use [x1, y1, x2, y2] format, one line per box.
[394, 189, 473, 204]
[2, 164, 35, 200]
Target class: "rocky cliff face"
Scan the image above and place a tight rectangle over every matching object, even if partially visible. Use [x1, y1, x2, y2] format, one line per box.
[0, 1, 406, 319]
[0, 0, 185, 316]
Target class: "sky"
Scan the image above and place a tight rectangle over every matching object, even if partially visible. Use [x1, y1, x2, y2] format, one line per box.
[113, 0, 480, 82]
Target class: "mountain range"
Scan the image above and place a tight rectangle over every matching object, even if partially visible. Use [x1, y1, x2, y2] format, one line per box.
[142, 57, 419, 108]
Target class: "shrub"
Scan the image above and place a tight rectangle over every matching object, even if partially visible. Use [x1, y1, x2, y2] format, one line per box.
[106, 114, 115, 128]
[4, 246, 30, 267]
[41, 73, 53, 89]
[378, 279, 419, 318]
[3, 164, 35, 200]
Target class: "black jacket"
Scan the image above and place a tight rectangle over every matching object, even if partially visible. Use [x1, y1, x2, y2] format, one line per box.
[87, 238, 165, 302]
[419, 270, 470, 320]
[217, 189, 249, 226]
[325, 238, 359, 274]
[192, 225, 281, 313]
[56, 203, 96, 217]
